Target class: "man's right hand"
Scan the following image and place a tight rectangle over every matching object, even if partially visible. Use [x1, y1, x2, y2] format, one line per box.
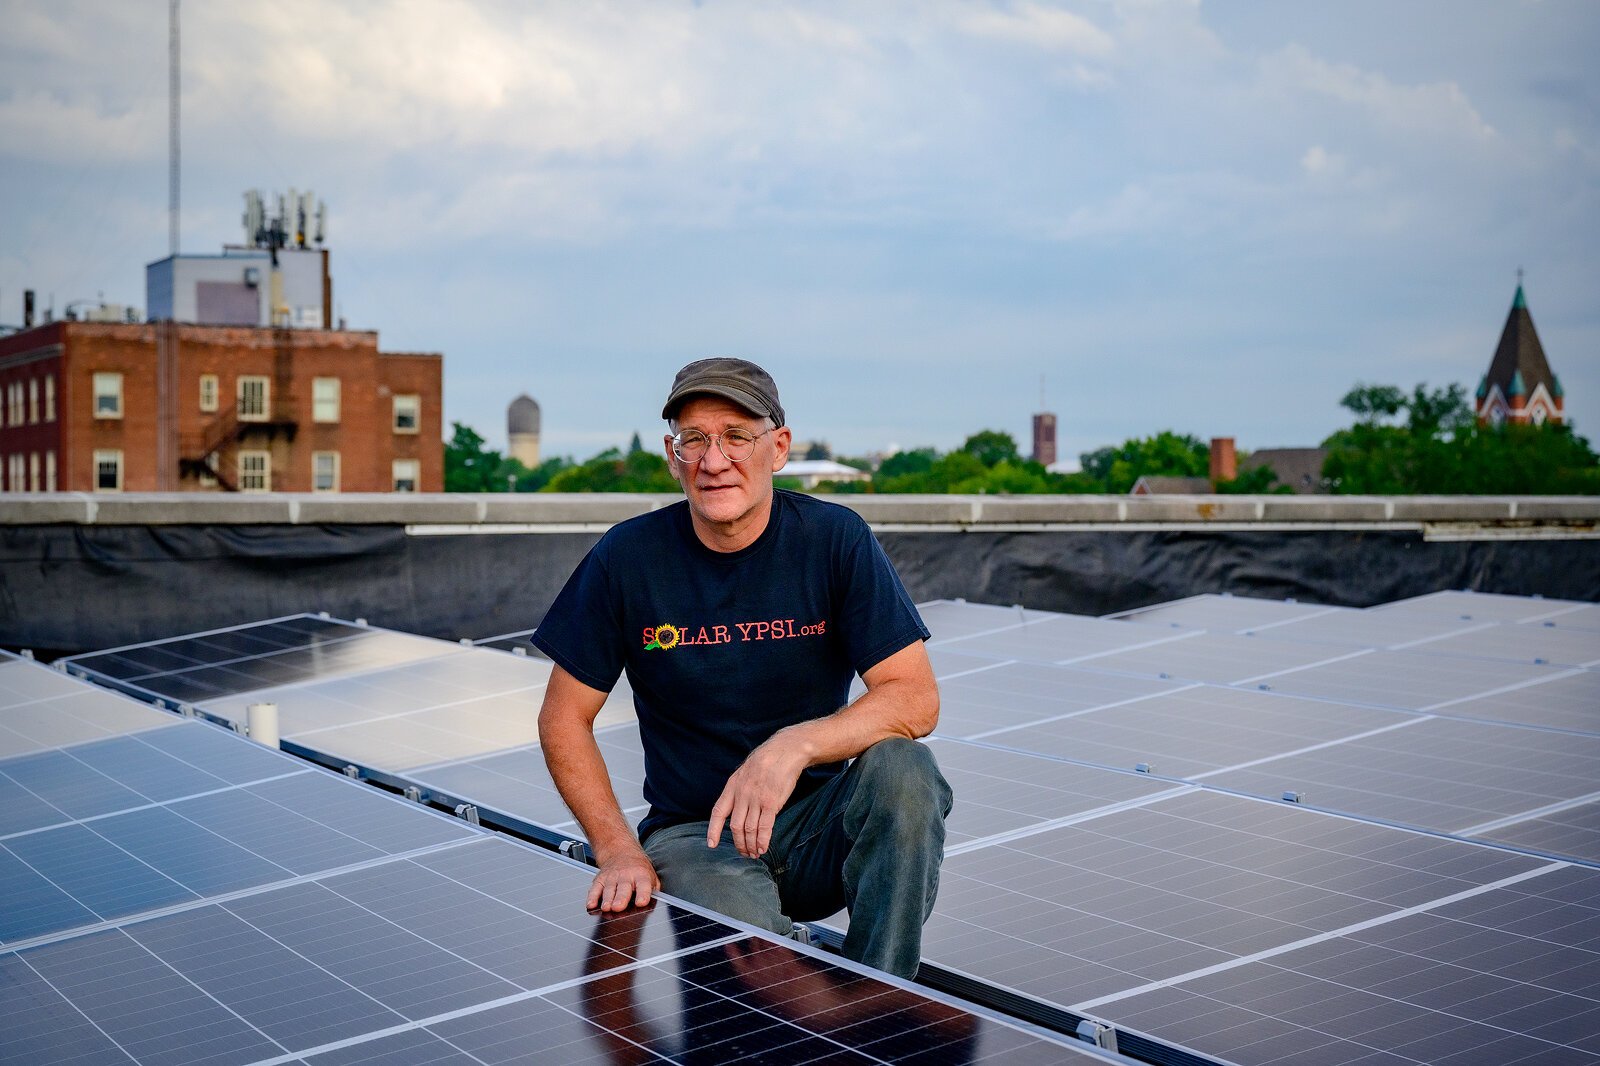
[587, 846, 660, 912]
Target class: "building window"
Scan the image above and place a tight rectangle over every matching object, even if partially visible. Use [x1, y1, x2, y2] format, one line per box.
[392, 458, 420, 492]
[6, 383, 18, 424]
[46, 451, 57, 492]
[238, 450, 271, 492]
[313, 451, 340, 492]
[312, 377, 340, 423]
[237, 376, 270, 421]
[27, 380, 38, 424]
[28, 453, 39, 491]
[45, 377, 55, 421]
[199, 374, 219, 412]
[94, 450, 123, 492]
[393, 394, 420, 434]
[93, 373, 123, 419]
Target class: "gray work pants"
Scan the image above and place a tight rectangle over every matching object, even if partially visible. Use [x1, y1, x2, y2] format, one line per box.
[643, 736, 952, 980]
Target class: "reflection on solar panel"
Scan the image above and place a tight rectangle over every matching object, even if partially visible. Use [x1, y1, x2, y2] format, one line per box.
[1, 653, 1101, 1065]
[52, 589, 1600, 1065]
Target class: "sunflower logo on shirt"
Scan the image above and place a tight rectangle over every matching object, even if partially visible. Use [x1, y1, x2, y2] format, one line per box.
[643, 623, 681, 651]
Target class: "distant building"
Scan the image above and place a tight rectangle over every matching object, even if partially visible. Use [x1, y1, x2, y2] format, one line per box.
[147, 246, 331, 329]
[1242, 448, 1330, 494]
[0, 321, 442, 493]
[508, 394, 541, 468]
[1031, 412, 1057, 466]
[1131, 475, 1211, 495]
[1476, 282, 1564, 426]
[780, 459, 871, 489]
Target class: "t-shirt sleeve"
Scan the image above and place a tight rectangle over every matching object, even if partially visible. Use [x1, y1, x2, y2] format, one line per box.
[529, 539, 626, 693]
[833, 518, 931, 677]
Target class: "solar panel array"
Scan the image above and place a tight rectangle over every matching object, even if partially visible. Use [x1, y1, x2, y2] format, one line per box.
[55, 588, 1600, 1065]
[1, 650, 1103, 1065]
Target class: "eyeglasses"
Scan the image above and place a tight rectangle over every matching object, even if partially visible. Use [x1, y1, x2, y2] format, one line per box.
[670, 426, 772, 463]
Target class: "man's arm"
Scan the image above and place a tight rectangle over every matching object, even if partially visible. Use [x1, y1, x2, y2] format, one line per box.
[539, 664, 660, 911]
[707, 639, 938, 859]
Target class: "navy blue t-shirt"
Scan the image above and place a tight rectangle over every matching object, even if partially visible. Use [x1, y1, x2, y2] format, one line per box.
[531, 490, 929, 843]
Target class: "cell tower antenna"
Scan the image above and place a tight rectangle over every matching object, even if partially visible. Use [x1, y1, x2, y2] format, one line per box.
[168, 0, 180, 256]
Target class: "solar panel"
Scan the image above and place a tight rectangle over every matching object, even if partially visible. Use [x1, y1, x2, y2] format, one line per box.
[51, 593, 1600, 1065]
[1111, 593, 1340, 632]
[413, 722, 650, 837]
[1244, 607, 1490, 651]
[930, 657, 1186, 739]
[935, 613, 1189, 664]
[1430, 668, 1600, 734]
[1230, 645, 1565, 712]
[976, 684, 1409, 779]
[1203, 715, 1600, 861]
[918, 786, 1598, 1065]
[62, 614, 453, 704]
[1371, 589, 1591, 624]
[1397, 620, 1600, 668]
[1066, 630, 1377, 686]
[1, 670, 1105, 1065]
[0, 655, 176, 758]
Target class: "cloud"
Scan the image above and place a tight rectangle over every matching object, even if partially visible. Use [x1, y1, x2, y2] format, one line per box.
[959, 2, 1115, 55]
[1262, 44, 1496, 141]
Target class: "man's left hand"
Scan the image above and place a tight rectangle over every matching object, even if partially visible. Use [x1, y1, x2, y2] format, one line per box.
[707, 730, 810, 858]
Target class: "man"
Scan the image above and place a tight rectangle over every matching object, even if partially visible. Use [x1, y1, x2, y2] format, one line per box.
[534, 357, 951, 979]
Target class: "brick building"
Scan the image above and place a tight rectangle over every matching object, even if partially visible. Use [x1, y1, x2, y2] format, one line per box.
[0, 321, 441, 493]
[1031, 411, 1057, 466]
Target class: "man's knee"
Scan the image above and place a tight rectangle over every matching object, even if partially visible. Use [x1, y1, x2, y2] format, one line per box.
[648, 826, 791, 935]
[851, 737, 953, 823]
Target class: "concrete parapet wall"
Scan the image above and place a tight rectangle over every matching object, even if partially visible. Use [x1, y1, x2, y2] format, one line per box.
[3, 492, 1598, 528]
[3, 493, 1594, 656]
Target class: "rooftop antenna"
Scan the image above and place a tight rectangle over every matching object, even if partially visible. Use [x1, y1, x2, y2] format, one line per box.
[169, 0, 180, 257]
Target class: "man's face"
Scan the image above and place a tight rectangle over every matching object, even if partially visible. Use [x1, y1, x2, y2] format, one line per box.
[665, 396, 791, 538]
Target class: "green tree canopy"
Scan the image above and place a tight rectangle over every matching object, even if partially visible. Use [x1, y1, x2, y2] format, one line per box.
[443, 422, 506, 492]
[960, 430, 1022, 467]
[1322, 381, 1599, 493]
[1080, 431, 1210, 494]
[542, 448, 680, 492]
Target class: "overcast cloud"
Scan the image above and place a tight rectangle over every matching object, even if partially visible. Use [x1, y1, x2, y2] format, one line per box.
[2, 0, 1596, 462]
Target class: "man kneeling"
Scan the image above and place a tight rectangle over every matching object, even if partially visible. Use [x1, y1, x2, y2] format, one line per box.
[534, 357, 951, 978]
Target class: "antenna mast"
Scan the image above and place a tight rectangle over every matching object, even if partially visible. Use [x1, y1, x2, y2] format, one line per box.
[169, 0, 180, 256]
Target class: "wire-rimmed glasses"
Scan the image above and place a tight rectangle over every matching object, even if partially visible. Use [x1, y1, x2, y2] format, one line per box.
[670, 427, 772, 463]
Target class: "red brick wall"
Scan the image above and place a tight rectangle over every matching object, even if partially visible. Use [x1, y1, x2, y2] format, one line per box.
[0, 324, 67, 489]
[0, 322, 443, 493]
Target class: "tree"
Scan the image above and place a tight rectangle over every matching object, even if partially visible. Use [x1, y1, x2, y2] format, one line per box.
[543, 448, 680, 492]
[1322, 381, 1599, 494]
[877, 448, 937, 479]
[444, 422, 506, 492]
[804, 440, 832, 460]
[628, 431, 644, 454]
[960, 430, 1021, 467]
[1080, 431, 1209, 494]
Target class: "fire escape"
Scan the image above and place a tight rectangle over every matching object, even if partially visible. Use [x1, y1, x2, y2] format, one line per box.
[178, 368, 298, 491]
[178, 193, 307, 490]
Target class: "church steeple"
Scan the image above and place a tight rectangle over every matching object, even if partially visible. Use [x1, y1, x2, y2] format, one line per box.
[1475, 274, 1563, 427]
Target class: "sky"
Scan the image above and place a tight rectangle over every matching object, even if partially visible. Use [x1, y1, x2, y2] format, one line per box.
[2, 0, 1597, 464]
